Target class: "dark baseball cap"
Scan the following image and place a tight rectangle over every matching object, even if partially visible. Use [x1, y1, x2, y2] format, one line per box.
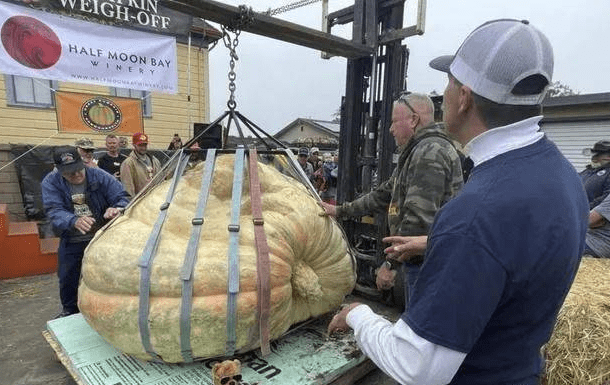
[53, 146, 84, 174]
[585, 140, 610, 156]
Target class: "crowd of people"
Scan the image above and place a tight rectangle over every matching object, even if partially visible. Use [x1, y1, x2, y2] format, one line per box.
[296, 146, 339, 203]
[39, 17, 610, 385]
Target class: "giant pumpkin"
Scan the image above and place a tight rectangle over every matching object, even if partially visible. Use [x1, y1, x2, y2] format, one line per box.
[78, 153, 356, 363]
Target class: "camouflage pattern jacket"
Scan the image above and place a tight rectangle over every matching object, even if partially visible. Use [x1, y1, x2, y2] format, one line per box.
[336, 123, 463, 241]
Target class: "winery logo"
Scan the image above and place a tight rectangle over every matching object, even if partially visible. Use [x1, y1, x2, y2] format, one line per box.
[80, 97, 122, 132]
[1, 16, 61, 69]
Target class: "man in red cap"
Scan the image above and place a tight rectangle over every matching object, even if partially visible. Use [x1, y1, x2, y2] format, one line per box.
[119, 132, 161, 197]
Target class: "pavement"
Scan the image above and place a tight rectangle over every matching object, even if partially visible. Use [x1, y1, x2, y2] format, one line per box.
[0, 273, 395, 385]
[0, 274, 76, 385]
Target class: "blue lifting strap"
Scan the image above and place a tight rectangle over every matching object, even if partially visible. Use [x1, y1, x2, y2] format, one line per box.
[179, 149, 217, 362]
[137, 152, 190, 361]
[226, 147, 245, 355]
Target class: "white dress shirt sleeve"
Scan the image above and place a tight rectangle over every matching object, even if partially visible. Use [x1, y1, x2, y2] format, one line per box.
[347, 304, 467, 385]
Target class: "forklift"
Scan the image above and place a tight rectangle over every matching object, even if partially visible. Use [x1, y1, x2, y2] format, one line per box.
[168, 0, 428, 308]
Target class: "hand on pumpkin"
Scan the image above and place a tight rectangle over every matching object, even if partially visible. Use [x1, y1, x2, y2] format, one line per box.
[74, 216, 95, 234]
[103, 207, 123, 220]
[382, 235, 428, 263]
[328, 303, 361, 335]
[318, 201, 337, 217]
[376, 263, 396, 291]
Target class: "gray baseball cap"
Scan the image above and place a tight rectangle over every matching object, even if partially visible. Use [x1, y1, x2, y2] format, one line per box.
[429, 19, 553, 105]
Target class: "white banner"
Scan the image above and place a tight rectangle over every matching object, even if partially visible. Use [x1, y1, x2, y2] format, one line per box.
[0, 1, 177, 93]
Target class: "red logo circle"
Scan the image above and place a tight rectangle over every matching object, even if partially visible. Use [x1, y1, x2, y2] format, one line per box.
[1, 16, 61, 69]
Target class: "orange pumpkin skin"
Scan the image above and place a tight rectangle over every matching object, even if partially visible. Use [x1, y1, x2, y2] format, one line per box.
[79, 155, 356, 362]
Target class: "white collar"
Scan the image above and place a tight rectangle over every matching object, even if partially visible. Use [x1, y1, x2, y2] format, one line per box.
[464, 116, 544, 167]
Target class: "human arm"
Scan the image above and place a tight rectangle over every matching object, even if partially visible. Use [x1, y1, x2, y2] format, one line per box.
[375, 235, 426, 290]
[375, 263, 397, 290]
[589, 170, 610, 208]
[383, 235, 428, 263]
[95, 168, 130, 215]
[41, 173, 79, 234]
[589, 192, 610, 228]
[318, 177, 394, 218]
[152, 154, 162, 175]
[393, 139, 462, 236]
[589, 193, 610, 228]
[328, 304, 465, 384]
[334, 177, 395, 218]
[119, 159, 136, 197]
[589, 210, 606, 228]
[73, 216, 95, 234]
[318, 201, 337, 217]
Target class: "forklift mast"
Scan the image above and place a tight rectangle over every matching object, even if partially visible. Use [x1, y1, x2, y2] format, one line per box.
[331, 0, 411, 302]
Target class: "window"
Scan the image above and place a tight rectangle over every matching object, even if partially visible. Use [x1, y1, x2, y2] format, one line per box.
[111, 88, 152, 117]
[5, 75, 56, 108]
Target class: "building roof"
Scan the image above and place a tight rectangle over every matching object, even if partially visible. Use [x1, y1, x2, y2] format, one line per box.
[541, 92, 610, 107]
[274, 118, 340, 139]
[432, 92, 610, 108]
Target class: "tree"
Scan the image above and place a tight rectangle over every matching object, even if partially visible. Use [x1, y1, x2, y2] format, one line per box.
[547, 81, 579, 97]
[331, 108, 341, 123]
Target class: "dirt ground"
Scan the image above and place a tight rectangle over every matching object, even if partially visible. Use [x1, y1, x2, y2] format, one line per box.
[0, 273, 395, 385]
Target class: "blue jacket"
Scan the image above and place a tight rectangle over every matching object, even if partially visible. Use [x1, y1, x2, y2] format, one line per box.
[42, 167, 130, 240]
[580, 163, 610, 209]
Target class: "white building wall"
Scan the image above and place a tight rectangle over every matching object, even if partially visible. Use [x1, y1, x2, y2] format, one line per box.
[541, 120, 610, 172]
[277, 125, 331, 142]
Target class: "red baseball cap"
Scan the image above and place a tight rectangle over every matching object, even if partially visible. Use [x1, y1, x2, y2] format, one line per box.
[132, 132, 149, 145]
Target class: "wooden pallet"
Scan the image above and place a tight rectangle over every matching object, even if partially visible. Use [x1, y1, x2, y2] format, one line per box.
[44, 313, 378, 385]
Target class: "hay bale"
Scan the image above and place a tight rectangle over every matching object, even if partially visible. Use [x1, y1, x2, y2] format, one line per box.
[544, 257, 610, 385]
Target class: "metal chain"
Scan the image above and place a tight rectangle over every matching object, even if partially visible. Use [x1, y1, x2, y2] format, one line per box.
[221, 26, 240, 111]
[263, 0, 321, 16]
[221, 5, 255, 111]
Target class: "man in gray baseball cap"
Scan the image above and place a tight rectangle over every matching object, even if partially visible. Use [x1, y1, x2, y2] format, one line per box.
[328, 19, 589, 384]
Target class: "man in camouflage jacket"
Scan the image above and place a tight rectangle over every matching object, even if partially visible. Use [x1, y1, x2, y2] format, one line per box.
[320, 92, 463, 306]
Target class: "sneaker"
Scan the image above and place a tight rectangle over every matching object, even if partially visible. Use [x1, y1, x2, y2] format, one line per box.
[53, 310, 76, 319]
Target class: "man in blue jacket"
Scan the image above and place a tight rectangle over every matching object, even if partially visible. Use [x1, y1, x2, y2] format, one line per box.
[42, 146, 129, 318]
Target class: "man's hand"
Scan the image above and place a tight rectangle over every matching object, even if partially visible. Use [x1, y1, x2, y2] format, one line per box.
[74, 216, 95, 234]
[103, 207, 123, 220]
[376, 263, 396, 291]
[318, 201, 337, 217]
[383, 235, 428, 263]
[589, 209, 607, 228]
[328, 303, 361, 335]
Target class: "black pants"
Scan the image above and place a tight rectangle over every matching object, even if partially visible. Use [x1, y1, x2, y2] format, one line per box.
[57, 238, 89, 314]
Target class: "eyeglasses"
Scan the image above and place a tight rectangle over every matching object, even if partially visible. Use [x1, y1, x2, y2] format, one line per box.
[397, 92, 417, 115]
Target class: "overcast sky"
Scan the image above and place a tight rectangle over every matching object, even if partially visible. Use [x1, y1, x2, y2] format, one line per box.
[207, 0, 610, 135]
